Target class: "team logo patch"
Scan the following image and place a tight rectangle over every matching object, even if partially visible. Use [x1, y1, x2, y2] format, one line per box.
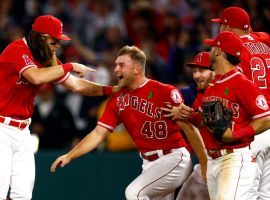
[171, 89, 182, 103]
[117, 93, 128, 111]
[256, 95, 269, 110]
[22, 54, 35, 66]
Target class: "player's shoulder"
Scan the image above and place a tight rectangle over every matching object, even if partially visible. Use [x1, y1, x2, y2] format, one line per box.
[180, 83, 197, 94]
[180, 83, 198, 106]
[1, 38, 29, 57]
[149, 79, 176, 90]
[251, 32, 270, 43]
[241, 32, 270, 48]
[236, 72, 258, 87]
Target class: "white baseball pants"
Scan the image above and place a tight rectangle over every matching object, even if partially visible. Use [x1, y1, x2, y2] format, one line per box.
[125, 147, 192, 200]
[250, 129, 270, 200]
[207, 147, 256, 200]
[176, 164, 210, 200]
[0, 123, 35, 200]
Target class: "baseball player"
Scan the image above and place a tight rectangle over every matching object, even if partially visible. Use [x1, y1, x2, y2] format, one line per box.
[211, 7, 270, 199]
[174, 52, 213, 200]
[50, 45, 207, 200]
[201, 31, 270, 200]
[0, 15, 117, 200]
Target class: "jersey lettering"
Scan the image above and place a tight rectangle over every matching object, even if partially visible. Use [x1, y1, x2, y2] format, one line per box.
[204, 96, 240, 118]
[244, 42, 270, 55]
[117, 93, 163, 119]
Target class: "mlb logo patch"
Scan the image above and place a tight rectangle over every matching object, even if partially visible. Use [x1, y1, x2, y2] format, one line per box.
[256, 95, 269, 110]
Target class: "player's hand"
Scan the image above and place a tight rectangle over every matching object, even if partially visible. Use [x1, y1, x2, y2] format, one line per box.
[50, 154, 71, 173]
[71, 63, 96, 78]
[161, 103, 194, 120]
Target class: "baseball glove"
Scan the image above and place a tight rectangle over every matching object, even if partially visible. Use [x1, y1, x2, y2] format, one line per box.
[201, 101, 233, 143]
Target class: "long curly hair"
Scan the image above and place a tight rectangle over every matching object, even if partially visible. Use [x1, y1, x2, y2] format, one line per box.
[26, 30, 54, 66]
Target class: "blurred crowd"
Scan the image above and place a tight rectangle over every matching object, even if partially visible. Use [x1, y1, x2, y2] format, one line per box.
[1, 0, 269, 151]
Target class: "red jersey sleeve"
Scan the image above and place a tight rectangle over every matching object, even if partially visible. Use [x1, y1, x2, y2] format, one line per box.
[167, 85, 183, 107]
[2, 45, 37, 75]
[98, 96, 121, 131]
[238, 79, 270, 118]
[252, 32, 270, 47]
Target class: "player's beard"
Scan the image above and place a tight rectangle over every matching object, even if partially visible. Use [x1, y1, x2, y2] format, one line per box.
[196, 80, 207, 90]
[118, 76, 133, 89]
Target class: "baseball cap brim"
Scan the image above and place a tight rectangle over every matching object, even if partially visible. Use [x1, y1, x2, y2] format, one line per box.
[186, 63, 208, 68]
[211, 18, 221, 23]
[186, 63, 213, 71]
[204, 39, 215, 46]
[54, 34, 71, 41]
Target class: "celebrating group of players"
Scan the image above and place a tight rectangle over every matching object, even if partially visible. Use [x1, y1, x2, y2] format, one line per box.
[0, 5, 270, 200]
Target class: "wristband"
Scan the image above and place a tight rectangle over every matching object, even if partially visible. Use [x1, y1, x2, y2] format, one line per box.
[232, 125, 256, 140]
[103, 86, 113, 95]
[62, 63, 73, 74]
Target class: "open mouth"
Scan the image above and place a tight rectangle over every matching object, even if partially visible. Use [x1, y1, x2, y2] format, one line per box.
[118, 75, 124, 81]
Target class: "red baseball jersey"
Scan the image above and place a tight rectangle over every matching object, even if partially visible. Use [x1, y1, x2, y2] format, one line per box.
[202, 69, 270, 149]
[0, 38, 69, 119]
[98, 79, 188, 153]
[238, 33, 270, 102]
[190, 92, 221, 149]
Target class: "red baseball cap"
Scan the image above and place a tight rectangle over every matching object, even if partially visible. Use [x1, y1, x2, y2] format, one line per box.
[211, 7, 250, 30]
[32, 15, 70, 41]
[204, 31, 243, 57]
[187, 52, 210, 68]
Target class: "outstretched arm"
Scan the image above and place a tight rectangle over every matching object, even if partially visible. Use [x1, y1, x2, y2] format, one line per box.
[50, 125, 110, 172]
[61, 75, 119, 96]
[22, 62, 94, 85]
[177, 120, 207, 181]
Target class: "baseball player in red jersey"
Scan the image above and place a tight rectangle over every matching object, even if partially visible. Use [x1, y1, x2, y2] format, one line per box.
[201, 31, 270, 200]
[174, 52, 213, 200]
[211, 7, 270, 199]
[0, 15, 117, 200]
[50, 45, 207, 200]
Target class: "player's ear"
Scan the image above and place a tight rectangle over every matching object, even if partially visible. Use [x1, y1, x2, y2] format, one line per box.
[225, 25, 231, 31]
[215, 48, 222, 56]
[134, 64, 142, 74]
